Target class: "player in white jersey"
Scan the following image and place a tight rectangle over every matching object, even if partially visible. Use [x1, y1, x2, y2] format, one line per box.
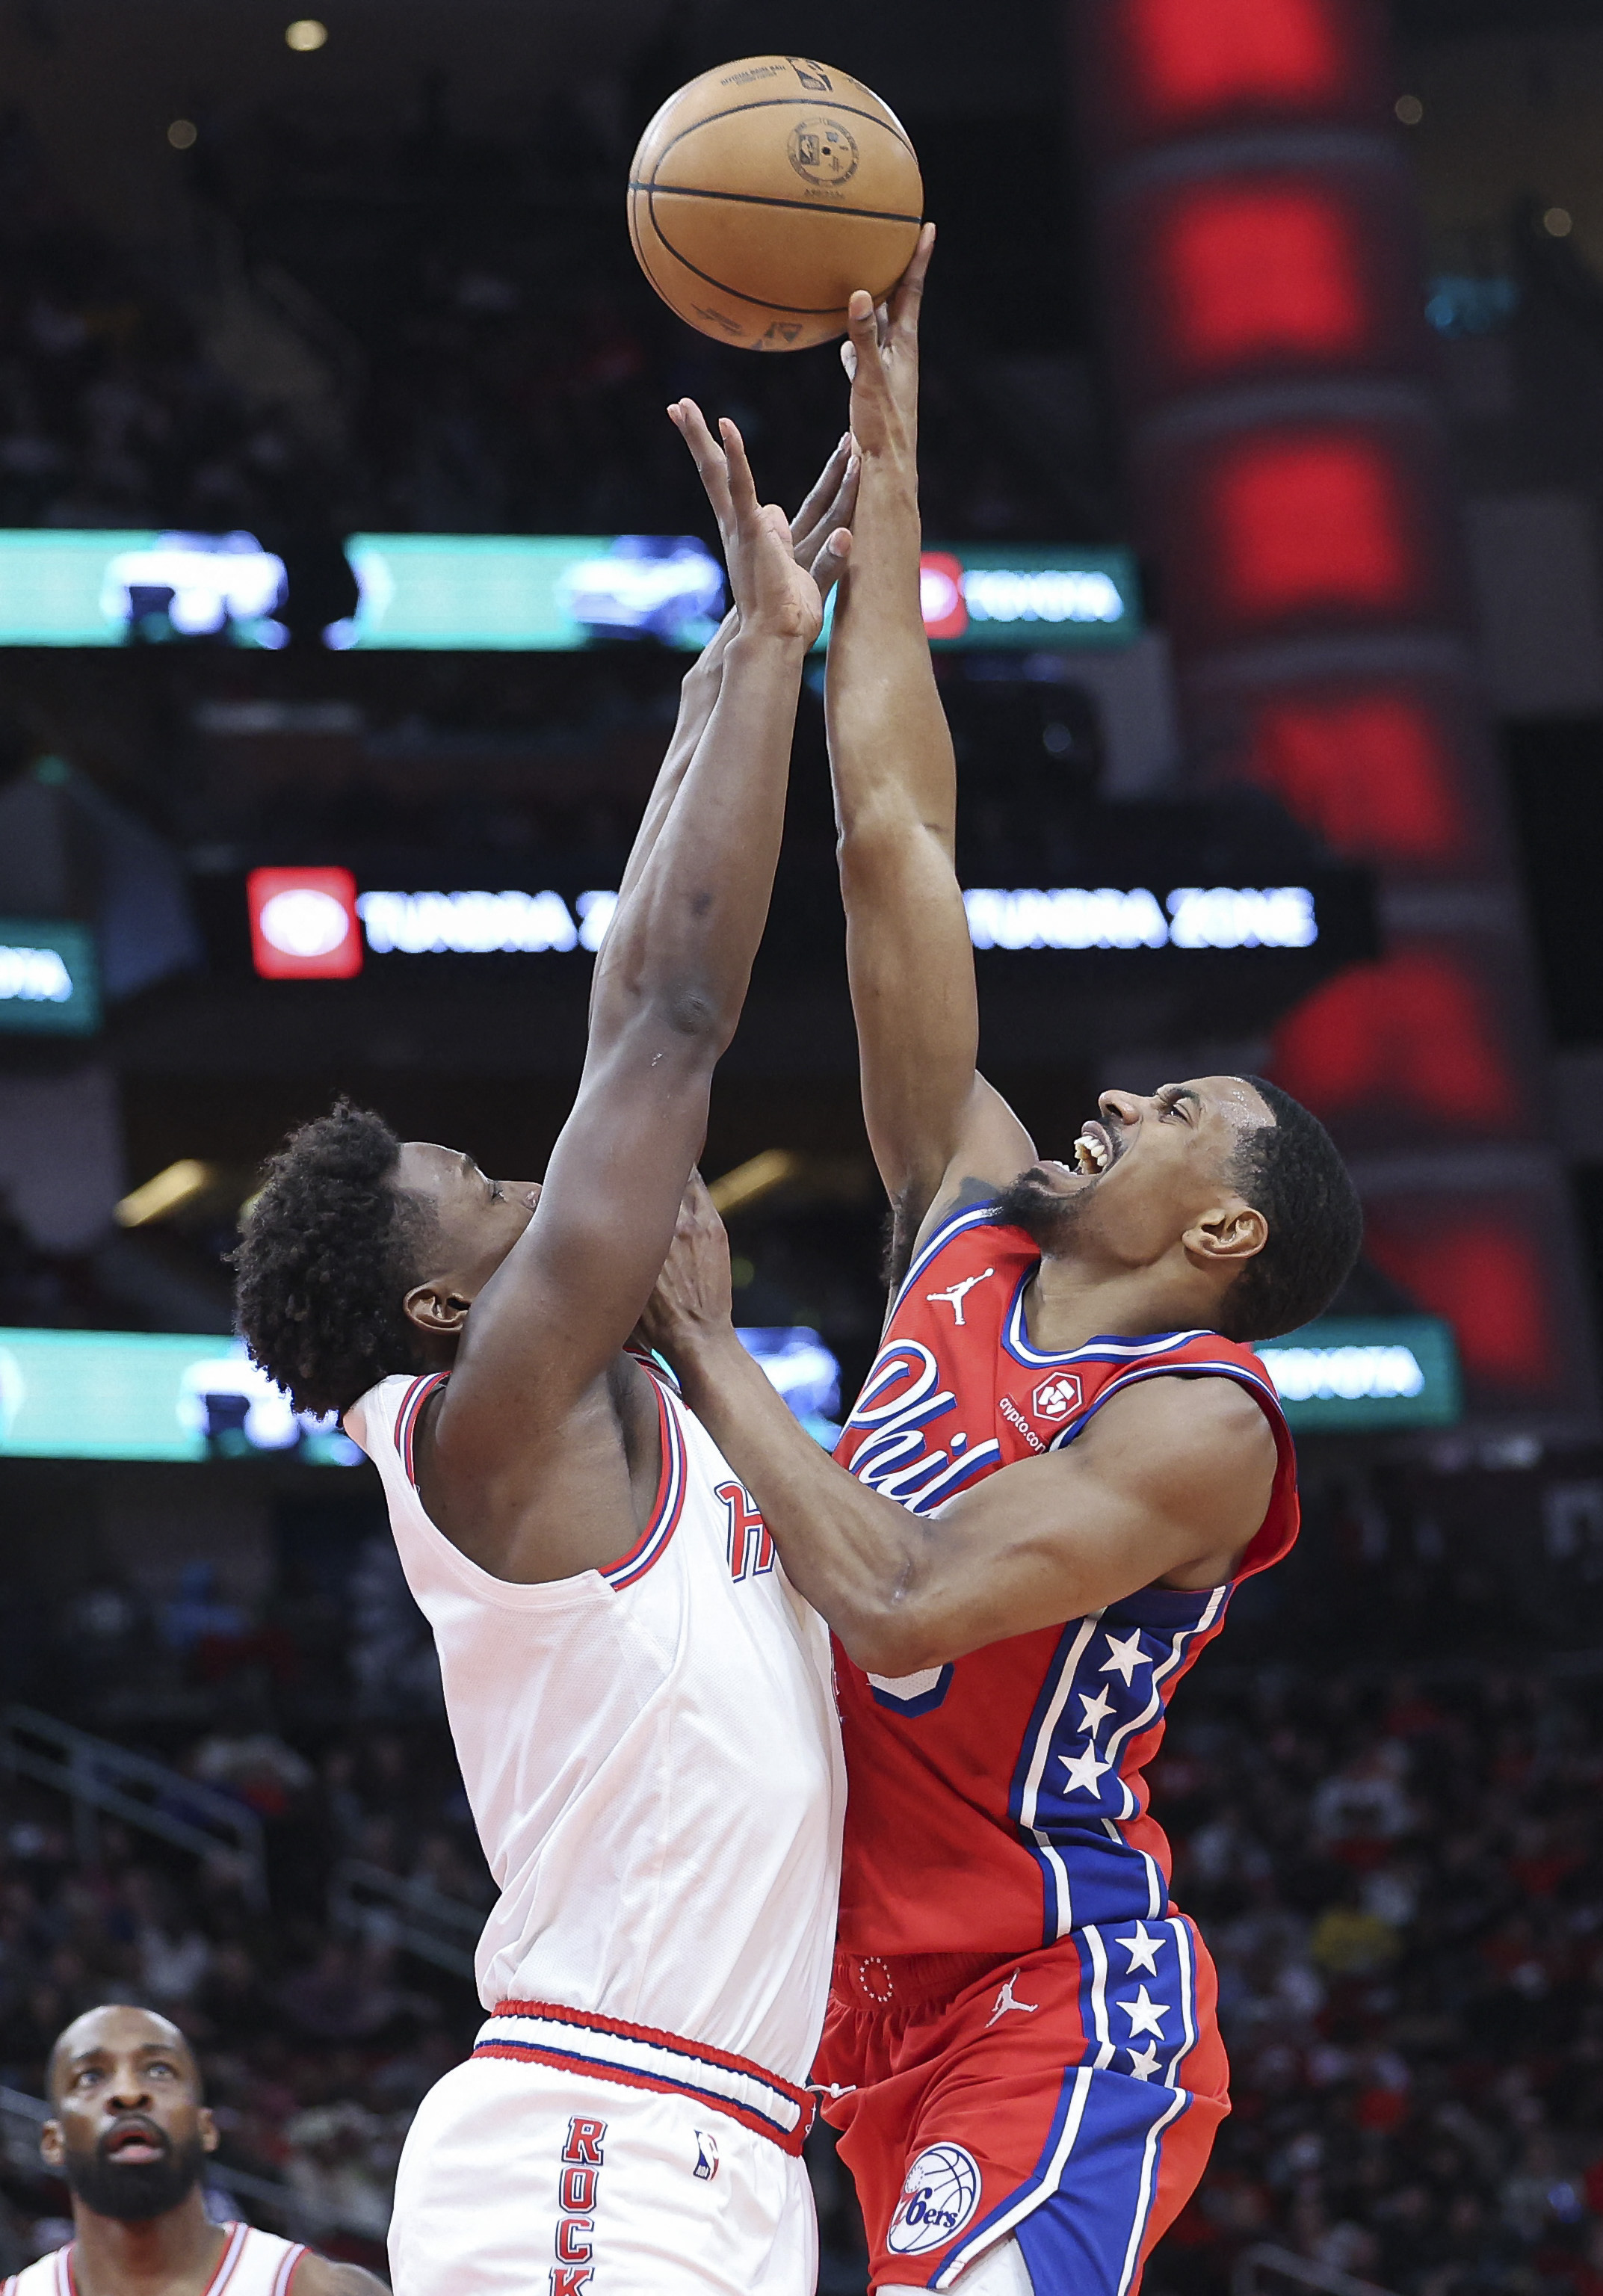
[6, 2004, 384, 2296]
[233, 411, 856, 2293]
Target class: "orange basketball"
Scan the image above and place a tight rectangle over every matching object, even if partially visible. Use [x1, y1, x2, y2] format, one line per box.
[628, 55, 924, 353]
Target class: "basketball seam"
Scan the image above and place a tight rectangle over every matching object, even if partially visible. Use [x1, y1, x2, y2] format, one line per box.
[643, 187, 908, 318]
[631, 181, 923, 226]
[637, 95, 918, 176]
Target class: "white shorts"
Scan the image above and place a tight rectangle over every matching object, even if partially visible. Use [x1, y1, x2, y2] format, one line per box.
[389, 2051, 818, 2295]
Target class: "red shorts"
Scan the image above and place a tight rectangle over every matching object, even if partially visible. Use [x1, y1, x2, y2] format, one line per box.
[816, 1916, 1229, 2292]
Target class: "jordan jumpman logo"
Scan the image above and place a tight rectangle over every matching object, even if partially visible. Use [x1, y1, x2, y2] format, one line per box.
[926, 1269, 995, 1327]
[986, 1970, 1040, 2026]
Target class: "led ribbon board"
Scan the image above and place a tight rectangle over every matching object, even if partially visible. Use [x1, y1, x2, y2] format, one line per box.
[0, 1330, 359, 1463]
[0, 533, 1140, 651]
[322, 883, 1315, 963]
[0, 919, 99, 1035]
[1253, 1315, 1462, 1432]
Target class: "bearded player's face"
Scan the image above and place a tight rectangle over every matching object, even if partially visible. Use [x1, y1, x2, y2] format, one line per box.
[995, 1077, 1273, 1268]
[43, 2005, 217, 2221]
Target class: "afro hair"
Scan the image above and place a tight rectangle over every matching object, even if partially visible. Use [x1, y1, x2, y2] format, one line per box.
[232, 1100, 435, 1417]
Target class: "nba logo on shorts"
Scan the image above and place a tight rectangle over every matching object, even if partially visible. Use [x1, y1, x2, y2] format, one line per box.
[1032, 1373, 1083, 1423]
[886, 2144, 981, 2256]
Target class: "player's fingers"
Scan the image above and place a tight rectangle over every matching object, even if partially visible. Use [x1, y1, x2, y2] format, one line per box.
[670, 399, 734, 525]
[846, 289, 880, 373]
[891, 221, 936, 338]
[719, 417, 762, 528]
[800, 454, 859, 567]
[840, 336, 858, 382]
[810, 525, 853, 602]
[794, 451, 859, 567]
[790, 432, 853, 545]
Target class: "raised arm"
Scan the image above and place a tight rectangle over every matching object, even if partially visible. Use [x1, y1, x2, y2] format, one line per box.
[427, 412, 845, 1525]
[826, 227, 1034, 1268]
[610, 431, 858, 925]
[644, 1181, 1276, 1672]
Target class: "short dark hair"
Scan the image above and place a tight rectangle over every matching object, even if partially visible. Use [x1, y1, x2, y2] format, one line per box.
[1217, 1077, 1362, 1342]
[232, 1101, 434, 1417]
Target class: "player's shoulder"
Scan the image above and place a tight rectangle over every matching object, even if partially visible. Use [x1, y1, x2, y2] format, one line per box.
[1087, 1349, 1282, 1462]
[4, 2248, 70, 2295]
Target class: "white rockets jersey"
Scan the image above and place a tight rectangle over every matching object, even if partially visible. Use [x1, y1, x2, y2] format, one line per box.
[345, 1357, 845, 2084]
[4, 2221, 307, 2294]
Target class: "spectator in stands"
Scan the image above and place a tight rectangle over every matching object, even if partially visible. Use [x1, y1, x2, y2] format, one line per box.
[14, 2003, 387, 2292]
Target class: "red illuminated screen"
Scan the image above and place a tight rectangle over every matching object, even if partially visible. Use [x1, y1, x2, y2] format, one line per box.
[1365, 1219, 1557, 1389]
[1122, 0, 1349, 123]
[1207, 432, 1417, 618]
[1244, 694, 1471, 865]
[1273, 950, 1519, 1130]
[1157, 183, 1368, 369]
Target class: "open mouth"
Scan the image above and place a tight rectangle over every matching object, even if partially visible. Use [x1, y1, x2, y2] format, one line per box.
[1071, 1120, 1120, 1177]
[103, 2122, 166, 2165]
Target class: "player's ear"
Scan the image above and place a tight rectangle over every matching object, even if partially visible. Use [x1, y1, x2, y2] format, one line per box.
[404, 1280, 474, 1336]
[40, 2117, 64, 2172]
[1183, 1201, 1267, 1269]
[199, 2106, 219, 2155]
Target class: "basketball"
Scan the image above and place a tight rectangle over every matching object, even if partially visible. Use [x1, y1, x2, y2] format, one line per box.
[628, 55, 924, 353]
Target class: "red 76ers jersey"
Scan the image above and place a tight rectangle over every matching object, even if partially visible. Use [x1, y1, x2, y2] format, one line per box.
[830, 1200, 1299, 1958]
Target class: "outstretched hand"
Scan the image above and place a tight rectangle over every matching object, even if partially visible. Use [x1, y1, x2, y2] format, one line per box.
[670, 401, 849, 647]
[840, 220, 935, 466]
[640, 1170, 735, 1368]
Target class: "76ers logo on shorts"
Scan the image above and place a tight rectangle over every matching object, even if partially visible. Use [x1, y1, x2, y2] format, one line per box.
[1032, 1373, 1083, 1423]
[886, 2143, 982, 2256]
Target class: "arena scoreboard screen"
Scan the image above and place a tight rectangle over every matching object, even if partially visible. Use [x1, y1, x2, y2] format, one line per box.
[0, 1327, 842, 1462]
[0, 918, 99, 1036]
[1254, 1316, 1462, 1433]
[0, 531, 1140, 652]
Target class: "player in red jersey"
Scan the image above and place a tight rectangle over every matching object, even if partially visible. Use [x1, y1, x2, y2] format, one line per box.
[643, 231, 1363, 2296]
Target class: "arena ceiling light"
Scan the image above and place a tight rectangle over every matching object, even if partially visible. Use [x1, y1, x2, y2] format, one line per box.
[114, 1161, 218, 1230]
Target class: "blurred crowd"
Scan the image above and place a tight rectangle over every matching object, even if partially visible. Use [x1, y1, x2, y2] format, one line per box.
[1156, 1661, 1603, 2296]
[0, 79, 1081, 557]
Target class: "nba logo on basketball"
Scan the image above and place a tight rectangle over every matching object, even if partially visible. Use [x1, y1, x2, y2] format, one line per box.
[886, 2144, 981, 2256]
[1031, 1374, 1083, 1422]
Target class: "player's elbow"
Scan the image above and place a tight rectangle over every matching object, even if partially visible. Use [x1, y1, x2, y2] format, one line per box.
[836, 810, 955, 881]
[838, 1599, 950, 1681]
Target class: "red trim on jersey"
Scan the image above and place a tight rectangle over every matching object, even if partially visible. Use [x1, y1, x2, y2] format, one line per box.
[597, 1365, 687, 1590]
[490, 1996, 812, 2099]
[394, 1371, 449, 1487]
[481, 1999, 814, 2155]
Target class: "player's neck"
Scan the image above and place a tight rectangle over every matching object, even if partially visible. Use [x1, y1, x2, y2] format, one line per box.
[69, 2194, 226, 2296]
[1023, 1252, 1214, 1354]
